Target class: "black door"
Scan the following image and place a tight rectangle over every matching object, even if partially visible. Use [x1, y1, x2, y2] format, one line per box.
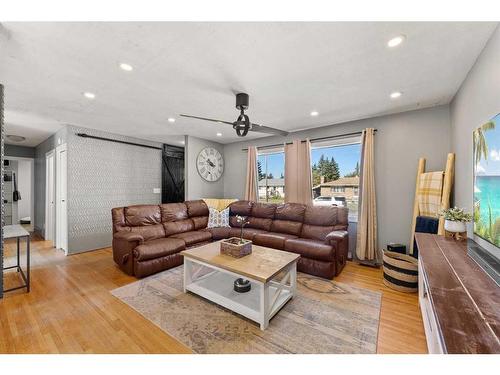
[162, 144, 185, 203]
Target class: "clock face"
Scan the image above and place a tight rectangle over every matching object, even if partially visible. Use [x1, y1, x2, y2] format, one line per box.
[197, 147, 224, 182]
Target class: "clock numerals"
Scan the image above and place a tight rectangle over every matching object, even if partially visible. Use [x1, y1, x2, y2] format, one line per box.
[197, 148, 223, 181]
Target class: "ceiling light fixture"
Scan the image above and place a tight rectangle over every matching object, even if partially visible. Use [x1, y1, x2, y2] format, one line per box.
[168, 118, 176, 123]
[83, 92, 96, 99]
[6, 134, 26, 143]
[119, 63, 133, 71]
[310, 111, 319, 117]
[387, 35, 406, 48]
[216, 132, 222, 137]
[390, 91, 402, 99]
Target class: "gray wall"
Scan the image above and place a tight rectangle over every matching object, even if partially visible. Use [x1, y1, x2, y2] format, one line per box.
[451, 26, 500, 221]
[185, 135, 225, 200]
[34, 127, 68, 235]
[65, 125, 162, 254]
[223, 105, 452, 249]
[5, 144, 35, 158]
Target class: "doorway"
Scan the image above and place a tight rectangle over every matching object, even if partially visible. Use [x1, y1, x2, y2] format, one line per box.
[55, 144, 68, 253]
[45, 150, 55, 243]
[45, 145, 67, 253]
[162, 144, 185, 203]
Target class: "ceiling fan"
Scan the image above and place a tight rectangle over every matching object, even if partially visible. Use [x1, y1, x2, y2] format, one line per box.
[180, 93, 289, 137]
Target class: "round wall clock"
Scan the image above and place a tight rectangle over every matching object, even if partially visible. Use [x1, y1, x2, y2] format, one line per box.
[196, 147, 224, 182]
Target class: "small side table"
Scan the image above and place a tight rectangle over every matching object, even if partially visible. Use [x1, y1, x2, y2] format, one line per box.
[2, 224, 30, 293]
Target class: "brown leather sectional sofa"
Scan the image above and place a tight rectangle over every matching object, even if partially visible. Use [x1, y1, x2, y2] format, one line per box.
[112, 200, 349, 279]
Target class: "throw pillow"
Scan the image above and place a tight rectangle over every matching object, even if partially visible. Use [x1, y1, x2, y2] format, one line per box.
[207, 207, 230, 228]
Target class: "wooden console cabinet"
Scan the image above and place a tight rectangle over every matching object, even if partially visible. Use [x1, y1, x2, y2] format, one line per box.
[416, 233, 500, 353]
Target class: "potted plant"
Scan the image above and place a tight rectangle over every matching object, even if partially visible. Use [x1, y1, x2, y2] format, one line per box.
[440, 207, 472, 233]
[220, 215, 252, 257]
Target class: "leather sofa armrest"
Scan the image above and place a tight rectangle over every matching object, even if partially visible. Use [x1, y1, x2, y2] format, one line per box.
[112, 231, 144, 275]
[325, 230, 349, 276]
[113, 231, 144, 244]
[325, 230, 348, 245]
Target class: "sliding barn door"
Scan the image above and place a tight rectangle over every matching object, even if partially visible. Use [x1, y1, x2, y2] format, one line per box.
[162, 144, 185, 203]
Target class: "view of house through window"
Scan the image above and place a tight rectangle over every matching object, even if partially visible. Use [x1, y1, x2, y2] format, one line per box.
[257, 150, 285, 203]
[256, 141, 361, 222]
[311, 141, 361, 222]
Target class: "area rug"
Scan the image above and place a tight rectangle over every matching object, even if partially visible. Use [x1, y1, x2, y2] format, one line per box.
[111, 266, 382, 353]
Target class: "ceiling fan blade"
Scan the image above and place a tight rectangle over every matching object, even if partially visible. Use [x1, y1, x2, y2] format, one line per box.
[250, 123, 289, 136]
[179, 114, 234, 126]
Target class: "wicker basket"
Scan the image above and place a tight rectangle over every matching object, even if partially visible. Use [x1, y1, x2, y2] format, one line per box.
[220, 237, 252, 258]
[383, 250, 418, 293]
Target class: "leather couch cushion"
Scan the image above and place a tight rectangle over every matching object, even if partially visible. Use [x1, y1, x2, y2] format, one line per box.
[161, 203, 188, 222]
[247, 217, 273, 231]
[203, 227, 231, 240]
[163, 219, 194, 236]
[130, 224, 165, 241]
[186, 200, 209, 217]
[133, 238, 185, 261]
[300, 224, 334, 241]
[303, 205, 338, 226]
[271, 220, 302, 236]
[229, 200, 253, 216]
[253, 232, 298, 250]
[192, 216, 208, 230]
[251, 203, 277, 219]
[228, 227, 266, 241]
[337, 207, 349, 226]
[125, 205, 161, 226]
[285, 238, 335, 262]
[170, 230, 212, 246]
[275, 203, 306, 221]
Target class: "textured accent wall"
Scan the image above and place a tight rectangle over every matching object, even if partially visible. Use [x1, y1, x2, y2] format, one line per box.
[66, 125, 162, 254]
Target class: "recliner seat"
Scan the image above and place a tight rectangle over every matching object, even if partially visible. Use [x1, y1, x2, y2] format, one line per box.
[112, 199, 348, 279]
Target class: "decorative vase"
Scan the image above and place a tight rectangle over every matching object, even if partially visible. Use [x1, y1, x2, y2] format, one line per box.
[444, 219, 466, 233]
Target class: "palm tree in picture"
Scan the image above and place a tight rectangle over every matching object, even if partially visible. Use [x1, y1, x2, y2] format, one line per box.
[473, 120, 495, 166]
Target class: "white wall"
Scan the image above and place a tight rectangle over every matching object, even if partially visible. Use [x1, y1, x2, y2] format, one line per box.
[223, 105, 452, 249]
[451, 25, 500, 220]
[185, 135, 225, 200]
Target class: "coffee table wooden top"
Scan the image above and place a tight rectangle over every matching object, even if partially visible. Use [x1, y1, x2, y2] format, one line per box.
[181, 241, 300, 283]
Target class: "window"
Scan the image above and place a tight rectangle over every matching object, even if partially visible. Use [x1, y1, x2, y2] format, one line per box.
[311, 138, 361, 222]
[257, 149, 285, 203]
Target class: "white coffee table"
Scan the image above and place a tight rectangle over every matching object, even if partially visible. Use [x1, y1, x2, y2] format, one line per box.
[181, 241, 299, 330]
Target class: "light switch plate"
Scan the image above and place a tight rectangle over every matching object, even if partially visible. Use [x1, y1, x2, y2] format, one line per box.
[153, 188, 161, 194]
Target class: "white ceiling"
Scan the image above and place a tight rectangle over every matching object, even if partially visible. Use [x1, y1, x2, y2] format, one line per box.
[0, 22, 497, 147]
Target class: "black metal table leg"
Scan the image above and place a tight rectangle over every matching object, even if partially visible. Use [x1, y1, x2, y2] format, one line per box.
[17, 237, 20, 272]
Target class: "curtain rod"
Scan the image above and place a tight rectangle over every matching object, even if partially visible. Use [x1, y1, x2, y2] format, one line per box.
[76, 133, 163, 150]
[241, 129, 377, 152]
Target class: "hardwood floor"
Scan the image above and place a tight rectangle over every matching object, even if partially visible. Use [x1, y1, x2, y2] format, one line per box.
[0, 236, 427, 354]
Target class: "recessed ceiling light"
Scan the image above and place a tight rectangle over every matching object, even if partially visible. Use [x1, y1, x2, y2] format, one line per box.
[390, 91, 402, 99]
[6, 134, 26, 143]
[119, 63, 133, 71]
[83, 92, 95, 99]
[387, 35, 406, 48]
[216, 132, 222, 137]
[310, 111, 319, 117]
[168, 118, 176, 123]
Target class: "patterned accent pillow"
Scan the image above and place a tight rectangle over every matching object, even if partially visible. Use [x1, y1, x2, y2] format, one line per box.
[207, 207, 230, 228]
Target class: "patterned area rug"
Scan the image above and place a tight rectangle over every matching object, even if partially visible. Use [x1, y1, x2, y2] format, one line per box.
[111, 266, 382, 353]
